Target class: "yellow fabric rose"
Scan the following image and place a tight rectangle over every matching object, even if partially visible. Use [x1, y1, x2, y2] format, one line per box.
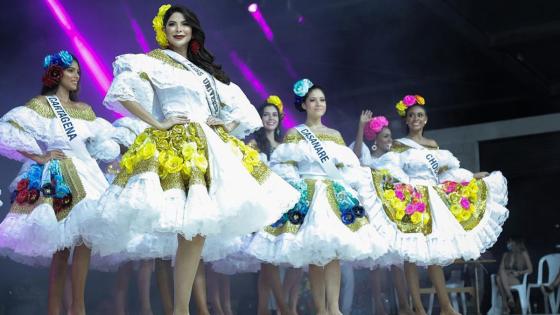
[410, 212, 422, 224]
[139, 142, 157, 160]
[134, 132, 149, 146]
[415, 95, 426, 105]
[164, 155, 183, 174]
[121, 155, 135, 173]
[181, 142, 197, 160]
[450, 204, 462, 216]
[422, 212, 431, 224]
[383, 190, 396, 200]
[395, 209, 405, 220]
[193, 152, 208, 172]
[461, 210, 472, 221]
[266, 95, 284, 115]
[182, 160, 192, 176]
[449, 192, 460, 203]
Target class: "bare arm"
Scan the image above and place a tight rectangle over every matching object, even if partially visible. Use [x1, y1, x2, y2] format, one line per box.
[353, 110, 373, 158]
[19, 150, 65, 164]
[120, 100, 189, 130]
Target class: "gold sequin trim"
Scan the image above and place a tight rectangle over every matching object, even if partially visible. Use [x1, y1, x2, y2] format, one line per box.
[25, 97, 96, 121]
[435, 180, 488, 231]
[146, 49, 185, 71]
[283, 133, 346, 146]
[8, 120, 23, 130]
[57, 158, 87, 221]
[372, 170, 433, 235]
[264, 221, 302, 236]
[9, 196, 51, 215]
[139, 72, 150, 81]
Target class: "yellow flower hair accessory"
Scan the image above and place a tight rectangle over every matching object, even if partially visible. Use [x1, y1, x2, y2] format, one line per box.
[395, 94, 426, 117]
[266, 95, 284, 115]
[153, 4, 171, 48]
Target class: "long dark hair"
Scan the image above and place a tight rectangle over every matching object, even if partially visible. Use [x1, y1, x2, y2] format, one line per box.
[163, 6, 230, 84]
[40, 54, 80, 102]
[294, 85, 324, 112]
[254, 103, 283, 159]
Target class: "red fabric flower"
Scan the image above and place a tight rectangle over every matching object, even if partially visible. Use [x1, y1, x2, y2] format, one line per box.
[42, 65, 64, 88]
[16, 189, 29, 204]
[53, 198, 63, 213]
[16, 178, 30, 191]
[62, 194, 72, 206]
[28, 189, 40, 204]
[190, 40, 201, 54]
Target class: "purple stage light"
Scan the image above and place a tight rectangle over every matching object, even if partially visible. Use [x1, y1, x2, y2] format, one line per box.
[248, 4, 274, 42]
[297, 15, 304, 24]
[248, 3, 258, 13]
[130, 18, 150, 53]
[229, 51, 268, 99]
[45, 0, 111, 93]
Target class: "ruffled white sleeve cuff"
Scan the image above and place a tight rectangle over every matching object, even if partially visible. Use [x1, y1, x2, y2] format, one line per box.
[348, 141, 374, 166]
[86, 118, 120, 162]
[217, 82, 262, 139]
[111, 117, 149, 147]
[103, 54, 156, 117]
[0, 121, 42, 161]
[269, 143, 301, 182]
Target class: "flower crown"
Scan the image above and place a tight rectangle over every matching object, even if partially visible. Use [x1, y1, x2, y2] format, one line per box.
[153, 4, 172, 48]
[293, 78, 313, 106]
[266, 95, 284, 115]
[395, 95, 426, 117]
[364, 116, 389, 141]
[42, 50, 74, 88]
[43, 50, 73, 69]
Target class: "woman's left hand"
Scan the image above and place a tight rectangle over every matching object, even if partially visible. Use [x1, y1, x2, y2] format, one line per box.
[206, 116, 225, 126]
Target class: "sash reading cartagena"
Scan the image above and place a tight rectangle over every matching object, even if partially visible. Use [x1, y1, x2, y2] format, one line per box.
[300, 128, 329, 162]
[46, 96, 77, 141]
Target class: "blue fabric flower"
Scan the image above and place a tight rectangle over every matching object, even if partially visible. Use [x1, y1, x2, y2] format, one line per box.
[58, 50, 73, 67]
[43, 50, 73, 69]
[352, 206, 365, 218]
[293, 78, 314, 97]
[341, 210, 356, 225]
[54, 184, 71, 198]
[288, 210, 304, 225]
[27, 164, 44, 189]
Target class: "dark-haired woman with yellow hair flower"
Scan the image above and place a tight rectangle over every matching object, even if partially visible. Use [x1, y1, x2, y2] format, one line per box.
[84, 5, 299, 314]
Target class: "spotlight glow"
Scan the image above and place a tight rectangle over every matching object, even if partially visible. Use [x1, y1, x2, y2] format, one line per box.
[248, 4, 274, 42]
[248, 3, 258, 13]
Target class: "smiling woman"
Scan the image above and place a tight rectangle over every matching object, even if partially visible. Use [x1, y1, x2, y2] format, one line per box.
[80, 4, 300, 315]
[0, 50, 128, 315]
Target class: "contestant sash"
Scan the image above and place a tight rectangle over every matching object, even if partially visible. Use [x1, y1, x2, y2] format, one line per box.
[164, 49, 221, 117]
[45, 95, 90, 160]
[295, 124, 343, 181]
[397, 138, 439, 178]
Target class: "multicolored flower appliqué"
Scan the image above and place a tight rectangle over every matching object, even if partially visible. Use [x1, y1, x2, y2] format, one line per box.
[440, 179, 479, 222]
[271, 180, 310, 227]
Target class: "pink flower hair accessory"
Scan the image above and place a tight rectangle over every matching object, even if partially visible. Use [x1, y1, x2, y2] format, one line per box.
[395, 94, 426, 117]
[364, 116, 389, 141]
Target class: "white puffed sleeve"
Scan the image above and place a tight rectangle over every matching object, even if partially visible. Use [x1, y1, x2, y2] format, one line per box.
[86, 118, 120, 162]
[111, 117, 149, 148]
[217, 81, 262, 139]
[0, 106, 46, 161]
[269, 143, 301, 183]
[372, 152, 410, 184]
[436, 149, 474, 183]
[103, 54, 160, 119]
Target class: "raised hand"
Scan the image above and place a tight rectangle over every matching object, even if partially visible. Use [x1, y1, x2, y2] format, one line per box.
[359, 109, 373, 125]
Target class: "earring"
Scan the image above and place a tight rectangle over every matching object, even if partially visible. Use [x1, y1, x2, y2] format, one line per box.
[371, 143, 378, 151]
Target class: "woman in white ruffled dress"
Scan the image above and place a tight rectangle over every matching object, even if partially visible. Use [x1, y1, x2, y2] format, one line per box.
[350, 110, 414, 315]
[0, 51, 125, 315]
[366, 95, 509, 315]
[84, 5, 299, 314]
[247, 79, 389, 315]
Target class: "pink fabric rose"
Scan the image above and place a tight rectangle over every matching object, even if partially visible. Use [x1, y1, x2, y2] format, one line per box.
[460, 197, 470, 209]
[364, 116, 389, 141]
[403, 95, 417, 106]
